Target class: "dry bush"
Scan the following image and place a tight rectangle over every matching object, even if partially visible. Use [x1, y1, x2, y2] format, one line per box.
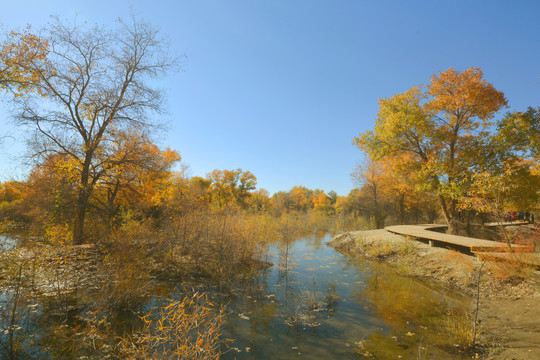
[97, 218, 161, 310]
[485, 257, 534, 283]
[351, 235, 416, 259]
[334, 213, 369, 232]
[482, 227, 539, 283]
[443, 250, 476, 277]
[159, 209, 276, 282]
[303, 210, 333, 233]
[365, 239, 395, 258]
[53, 293, 225, 360]
[396, 237, 417, 256]
[118, 293, 226, 360]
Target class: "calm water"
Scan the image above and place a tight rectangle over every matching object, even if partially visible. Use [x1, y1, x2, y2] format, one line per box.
[213, 234, 472, 359]
[0, 233, 473, 359]
[0, 233, 17, 249]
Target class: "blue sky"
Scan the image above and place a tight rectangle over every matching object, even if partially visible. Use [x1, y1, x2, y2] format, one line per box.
[1, 0, 539, 195]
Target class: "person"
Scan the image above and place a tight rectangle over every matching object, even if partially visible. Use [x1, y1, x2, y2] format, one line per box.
[532, 213, 535, 224]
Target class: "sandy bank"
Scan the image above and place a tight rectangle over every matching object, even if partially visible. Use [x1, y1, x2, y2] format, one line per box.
[327, 229, 540, 359]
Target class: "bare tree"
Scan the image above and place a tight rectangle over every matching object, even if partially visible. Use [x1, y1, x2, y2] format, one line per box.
[14, 15, 181, 245]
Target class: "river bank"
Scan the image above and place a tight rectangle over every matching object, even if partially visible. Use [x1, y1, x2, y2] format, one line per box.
[327, 228, 540, 359]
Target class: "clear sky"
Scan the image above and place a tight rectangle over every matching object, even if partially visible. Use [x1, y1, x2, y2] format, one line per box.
[1, 0, 539, 195]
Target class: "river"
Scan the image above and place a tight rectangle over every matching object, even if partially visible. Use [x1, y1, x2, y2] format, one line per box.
[0, 233, 473, 359]
[212, 234, 472, 359]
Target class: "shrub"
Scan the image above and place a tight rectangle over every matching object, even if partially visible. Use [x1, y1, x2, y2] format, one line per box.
[118, 293, 226, 360]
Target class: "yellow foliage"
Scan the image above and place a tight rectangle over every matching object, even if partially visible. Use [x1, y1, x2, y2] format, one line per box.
[426, 67, 507, 123]
[44, 223, 71, 246]
[0, 26, 49, 94]
[118, 293, 225, 359]
[312, 192, 329, 210]
[353, 67, 510, 229]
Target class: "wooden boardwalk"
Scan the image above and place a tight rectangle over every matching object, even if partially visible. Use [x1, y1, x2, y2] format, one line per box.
[385, 224, 534, 254]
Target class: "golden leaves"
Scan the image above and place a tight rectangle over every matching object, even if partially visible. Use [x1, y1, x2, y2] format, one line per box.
[0, 27, 49, 94]
[426, 67, 508, 123]
[353, 67, 515, 225]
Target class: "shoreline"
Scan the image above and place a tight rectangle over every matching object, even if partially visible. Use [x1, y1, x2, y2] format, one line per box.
[327, 229, 540, 360]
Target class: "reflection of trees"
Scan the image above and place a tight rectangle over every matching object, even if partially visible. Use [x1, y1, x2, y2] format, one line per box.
[323, 282, 340, 316]
[277, 236, 300, 315]
[209, 272, 281, 357]
[276, 237, 343, 332]
[351, 264, 471, 359]
[304, 233, 326, 250]
[354, 265, 465, 330]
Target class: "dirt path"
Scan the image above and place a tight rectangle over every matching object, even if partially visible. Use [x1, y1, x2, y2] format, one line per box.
[482, 297, 540, 360]
[327, 229, 540, 359]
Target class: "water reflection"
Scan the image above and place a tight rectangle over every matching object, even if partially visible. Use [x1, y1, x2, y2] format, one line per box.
[218, 234, 472, 359]
[0, 233, 472, 359]
[0, 234, 17, 249]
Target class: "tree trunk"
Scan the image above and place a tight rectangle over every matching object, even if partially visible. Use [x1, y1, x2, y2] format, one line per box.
[438, 194, 457, 234]
[106, 179, 121, 221]
[375, 213, 385, 229]
[73, 158, 91, 245]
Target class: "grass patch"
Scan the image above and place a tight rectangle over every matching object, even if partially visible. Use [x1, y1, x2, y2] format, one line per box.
[355, 234, 418, 259]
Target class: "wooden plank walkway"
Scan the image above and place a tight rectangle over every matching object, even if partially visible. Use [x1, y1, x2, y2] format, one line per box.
[385, 224, 533, 254]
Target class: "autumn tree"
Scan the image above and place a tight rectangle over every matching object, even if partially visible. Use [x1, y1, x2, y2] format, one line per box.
[351, 157, 435, 226]
[0, 181, 26, 222]
[334, 196, 349, 214]
[355, 68, 507, 233]
[312, 192, 330, 213]
[289, 186, 313, 211]
[10, 16, 179, 244]
[463, 106, 540, 213]
[496, 107, 540, 174]
[206, 168, 257, 208]
[0, 27, 48, 93]
[249, 189, 271, 213]
[351, 160, 389, 228]
[270, 191, 291, 215]
[0, 27, 49, 146]
[91, 140, 181, 222]
[346, 188, 364, 217]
